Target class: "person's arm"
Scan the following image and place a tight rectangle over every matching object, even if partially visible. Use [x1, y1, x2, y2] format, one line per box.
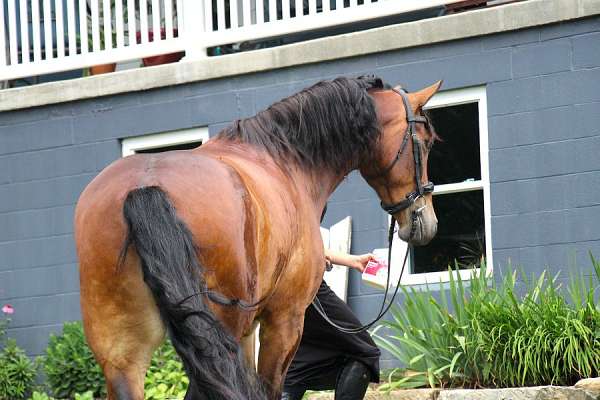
[324, 249, 376, 273]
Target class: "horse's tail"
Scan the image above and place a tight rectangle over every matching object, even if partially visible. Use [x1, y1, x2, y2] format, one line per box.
[121, 186, 265, 400]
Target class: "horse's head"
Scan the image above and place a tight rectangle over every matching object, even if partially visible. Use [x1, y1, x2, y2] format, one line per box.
[360, 81, 442, 246]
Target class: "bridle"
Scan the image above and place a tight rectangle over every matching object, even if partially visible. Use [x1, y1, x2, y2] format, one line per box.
[370, 87, 434, 219]
[310, 87, 436, 334]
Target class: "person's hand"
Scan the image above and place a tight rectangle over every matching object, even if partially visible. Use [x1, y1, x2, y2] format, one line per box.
[347, 253, 376, 273]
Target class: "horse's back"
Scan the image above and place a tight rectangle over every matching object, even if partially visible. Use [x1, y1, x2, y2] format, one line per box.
[75, 149, 258, 287]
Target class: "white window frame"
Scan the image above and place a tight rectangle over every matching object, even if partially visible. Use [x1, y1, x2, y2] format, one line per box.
[121, 127, 210, 157]
[389, 86, 492, 286]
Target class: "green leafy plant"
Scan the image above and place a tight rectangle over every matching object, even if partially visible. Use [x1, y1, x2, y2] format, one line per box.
[373, 262, 484, 390]
[0, 305, 13, 341]
[42, 320, 188, 399]
[43, 322, 106, 399]
[0, 339, 38, 400]
[0, 305, 38, 400]
[28, 391, 54, 400]
[74, 390, 95, 400]
[145, 341, 188, 400]
[374, 254, 600, 390]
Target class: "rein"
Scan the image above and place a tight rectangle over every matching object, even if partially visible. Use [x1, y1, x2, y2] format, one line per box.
[310, 87, 434, 334]
[311, 217, 407, 333]
[178, 261, 287, 311]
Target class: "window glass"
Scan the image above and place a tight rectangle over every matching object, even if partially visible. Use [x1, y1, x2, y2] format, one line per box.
[427, 103, 481, 185]
[410, 101, 485, 274]
[412, 190, 485, 273]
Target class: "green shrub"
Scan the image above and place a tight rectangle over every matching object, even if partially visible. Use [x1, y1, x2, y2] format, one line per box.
[374, 254, 600, 390]
[73, 391, 94, 400]
[0, 339, 37, 400]
[144, 341, 188, 400]
[42, 320, 188, 399]
[0, 305, 38, 400]
[28, 391, 54, 400]
[43, 322, 105, 399]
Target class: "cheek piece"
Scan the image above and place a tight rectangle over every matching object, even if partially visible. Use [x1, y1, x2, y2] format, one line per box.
[379, 87, 434, 216]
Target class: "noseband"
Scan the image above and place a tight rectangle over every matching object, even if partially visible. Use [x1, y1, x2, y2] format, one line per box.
[372, 88, 434, 216]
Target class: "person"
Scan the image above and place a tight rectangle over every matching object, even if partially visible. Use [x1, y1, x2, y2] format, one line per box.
[282, 208, 381, 400]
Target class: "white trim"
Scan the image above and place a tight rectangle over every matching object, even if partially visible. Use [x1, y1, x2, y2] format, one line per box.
[2, 0, 596, 112]
[424, 86, 487, 109]
[121, 127, 210, 157]
[194, 0, 463, 50]
[401, 86, 492, 286]
[322, 216, 352, 302]
[434, 180, 483, 195]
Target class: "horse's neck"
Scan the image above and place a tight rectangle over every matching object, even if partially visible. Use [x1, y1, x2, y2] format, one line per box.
[294, 168, 350, 208]
[201, 139, 349, 207]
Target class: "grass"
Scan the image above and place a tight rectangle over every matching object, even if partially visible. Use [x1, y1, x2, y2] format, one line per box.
[373, 253, 600, 390]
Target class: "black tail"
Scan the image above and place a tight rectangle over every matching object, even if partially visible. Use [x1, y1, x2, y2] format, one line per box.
[121, 186, 266, 400]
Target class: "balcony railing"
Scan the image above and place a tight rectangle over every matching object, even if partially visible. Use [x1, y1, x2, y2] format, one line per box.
[1, 0, 465, 82]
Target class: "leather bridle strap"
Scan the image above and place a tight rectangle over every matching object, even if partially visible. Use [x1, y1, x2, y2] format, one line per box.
[177, 256, 288, 311]
[380, 88, 434, 216]
[311, 216, 407, 334]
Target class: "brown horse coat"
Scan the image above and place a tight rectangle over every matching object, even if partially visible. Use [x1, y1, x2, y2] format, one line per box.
[74, 76, 440, 400]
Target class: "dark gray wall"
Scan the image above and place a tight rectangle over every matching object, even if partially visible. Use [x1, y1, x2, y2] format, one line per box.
[0, 17, 599, 372]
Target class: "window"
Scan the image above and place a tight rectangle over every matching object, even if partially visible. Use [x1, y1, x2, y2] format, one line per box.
[121, 127, 209, 156]
[387, 86, 492, 286]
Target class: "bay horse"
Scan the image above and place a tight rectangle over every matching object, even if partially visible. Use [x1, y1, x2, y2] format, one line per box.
[74, 76, 441, 400]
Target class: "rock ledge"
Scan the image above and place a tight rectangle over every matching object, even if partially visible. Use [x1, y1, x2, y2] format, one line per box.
[306, 386, 598, 400]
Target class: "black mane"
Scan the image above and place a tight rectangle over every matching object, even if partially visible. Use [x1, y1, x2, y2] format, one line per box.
[216, 76, 386, 171]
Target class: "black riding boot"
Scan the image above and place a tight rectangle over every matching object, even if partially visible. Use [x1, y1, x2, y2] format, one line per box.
[334, 360, 370, 400]
[281, 387, 306, 400]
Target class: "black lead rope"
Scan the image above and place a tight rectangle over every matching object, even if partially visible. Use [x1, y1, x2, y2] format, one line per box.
[177, 258, 289, 311]
[310, 213, 419, 334]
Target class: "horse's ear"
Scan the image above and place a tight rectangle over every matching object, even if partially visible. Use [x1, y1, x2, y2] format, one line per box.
[411, 80, 443, 110]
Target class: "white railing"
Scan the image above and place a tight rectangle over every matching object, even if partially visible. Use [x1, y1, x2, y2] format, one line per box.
[1, 0, 464, 82]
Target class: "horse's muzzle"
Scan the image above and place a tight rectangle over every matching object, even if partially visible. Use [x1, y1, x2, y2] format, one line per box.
[396, 201, 437, 245]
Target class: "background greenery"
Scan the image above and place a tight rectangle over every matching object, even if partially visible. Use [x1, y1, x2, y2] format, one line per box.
[42, 322, 187, 399]
[0, 310, 37, 400]
[4, 254, 600, 397]
[1, 313, 187, 400]
[0, 339, 37, 400]
[43, 322, 106, 399]
[374, 254, 600, 390]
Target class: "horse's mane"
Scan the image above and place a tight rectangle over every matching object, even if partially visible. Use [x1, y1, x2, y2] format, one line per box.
[216, 76, 387, 171]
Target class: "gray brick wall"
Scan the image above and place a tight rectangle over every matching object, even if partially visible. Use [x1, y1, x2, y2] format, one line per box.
[0, 17, 599, 374]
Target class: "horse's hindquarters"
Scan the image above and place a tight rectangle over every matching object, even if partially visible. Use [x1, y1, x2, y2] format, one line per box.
[79, 254, 165, 399]
[79, 263, 163, 398]
[76, 178, 166, 399]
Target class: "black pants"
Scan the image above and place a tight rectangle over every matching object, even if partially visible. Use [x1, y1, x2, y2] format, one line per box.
[284, 280, 380, 392]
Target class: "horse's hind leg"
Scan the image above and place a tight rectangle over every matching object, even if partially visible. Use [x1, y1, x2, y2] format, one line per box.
[80, 256, 165, 400]
[257, 310, 305, 399]
[103, 364, 146, 400]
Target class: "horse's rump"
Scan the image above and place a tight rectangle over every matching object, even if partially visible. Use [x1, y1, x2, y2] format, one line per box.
[120, 185, 265, 400]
